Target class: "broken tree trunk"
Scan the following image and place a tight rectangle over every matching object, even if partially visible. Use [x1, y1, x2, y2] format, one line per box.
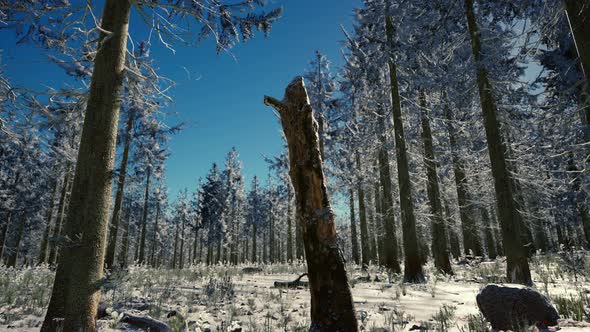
[264, 77, 358, 332]
[274, 273, 309, 289]
[120, 313, 171, 332]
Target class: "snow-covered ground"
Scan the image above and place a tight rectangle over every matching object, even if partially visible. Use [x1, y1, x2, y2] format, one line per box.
[1, 256, 589, 331]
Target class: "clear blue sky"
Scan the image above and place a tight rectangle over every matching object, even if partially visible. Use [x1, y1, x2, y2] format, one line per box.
[0, 0, 360, 197]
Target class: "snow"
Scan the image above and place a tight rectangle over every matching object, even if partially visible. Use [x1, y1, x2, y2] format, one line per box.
[0, 257, 588, 331]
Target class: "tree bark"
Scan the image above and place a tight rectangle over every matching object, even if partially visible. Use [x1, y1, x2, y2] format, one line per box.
[262, 229, 268, 263]
[374, 163, 386, 267]
[172, 220, 179, 268]
[118, 204, 131, 268]
[419, 93, 452, 274]
[269, 211, 275, 263]
[6, 217, 26, 268]
[443, 103, 483, 256]
[349, 187, 360, 264]
[179, 215, 186, 269]
[356, 153, 370, 267]
[385, 8, 424, 282]
[565, 0, 590, 93]
[568, 155, 590, 247]
[150, 200, 160, 267]
[264, 77, 358, 332]
[105, 108, 135, 269]
[138, 162, 151, 264]
[377, 119, 401, 273]
[0, 172, 20, 262]
[444, 199, 461, 260]
[367, 188, 378, 263]
[251, 223, 257, 263]
[0, 212, 10, 261]
[287, 193, 294, 262]
[48, 170, 72, 265]
[41, 1, 131, 329]
[295, 203, 304, 260]
[481, 207, 497, 259]
[464, 0, 531, 285]
[38, 178, 60, 265]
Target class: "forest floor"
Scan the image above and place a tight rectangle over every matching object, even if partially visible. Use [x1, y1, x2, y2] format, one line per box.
[1, 254, 589, 331]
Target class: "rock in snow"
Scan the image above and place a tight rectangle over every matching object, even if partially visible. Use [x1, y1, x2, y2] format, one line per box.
[476, 284, 560, 331]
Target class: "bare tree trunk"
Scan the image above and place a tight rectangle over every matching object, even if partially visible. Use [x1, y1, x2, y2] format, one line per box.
[444, 199, 461, 260]
[138, 162, 151, 264]
[41, 0, 131, 329]
[233, 221, 240, 265]
[0, 212, 10, 261]
[464, 0, 531, 285]
[251, 223, 257, 263]
[192, 224, 198, 265]
[385, 8, 424, 282]
[565, 0, 590, 93]
[118, 204, 131, 268]
[1, 173, 20, 263]
[377, 119, 401, 273]
[262, 230, 267, 263]
[6, 217, 26, 268]
[481, 207, 497, 259]
[419, 93, 452, 274]
[443, 103, 483, 256]
[179, 215, 185, 269]
[374, 172, 386, 267]
[265, 77, 358, 332]
[349, 187, 360, 264]
[150, 201, 160, 267]
[172, 220, 179, 269]
[367, 189, 378, 263]
[568, 155, 590, 247]
[269, 212, 275, 263]
[48, 171, 72, 265]
[106, 108, 135, 269]
[287, 193, 294, 262]
[356, 153, 370, 267]
[295, 204, 304, 260]
[38, 179, 60, 265]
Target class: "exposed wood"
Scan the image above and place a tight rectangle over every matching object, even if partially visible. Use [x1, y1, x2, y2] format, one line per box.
[264, 77, 358, 331]
[274, 273, 309, 289]
[120, 313, 171, 332]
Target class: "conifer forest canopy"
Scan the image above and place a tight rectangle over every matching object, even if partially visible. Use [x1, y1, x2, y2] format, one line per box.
[0, 0, 590, 331]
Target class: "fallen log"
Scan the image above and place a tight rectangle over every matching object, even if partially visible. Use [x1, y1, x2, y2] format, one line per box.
[241, 267, 263, 274]
[274, 273, 309, 289]
[120, 312, 171, 332]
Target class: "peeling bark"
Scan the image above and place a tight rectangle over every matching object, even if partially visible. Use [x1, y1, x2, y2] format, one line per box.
[264, 77, 358, 332]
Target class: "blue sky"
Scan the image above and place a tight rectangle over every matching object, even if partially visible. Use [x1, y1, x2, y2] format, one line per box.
[0, 0, 361, 197]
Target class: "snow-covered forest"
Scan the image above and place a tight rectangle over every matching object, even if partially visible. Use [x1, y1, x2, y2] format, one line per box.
[1, 0, 590, 331]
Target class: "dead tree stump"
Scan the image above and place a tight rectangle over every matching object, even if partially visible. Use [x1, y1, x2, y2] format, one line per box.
[264, 77, 358, 332]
